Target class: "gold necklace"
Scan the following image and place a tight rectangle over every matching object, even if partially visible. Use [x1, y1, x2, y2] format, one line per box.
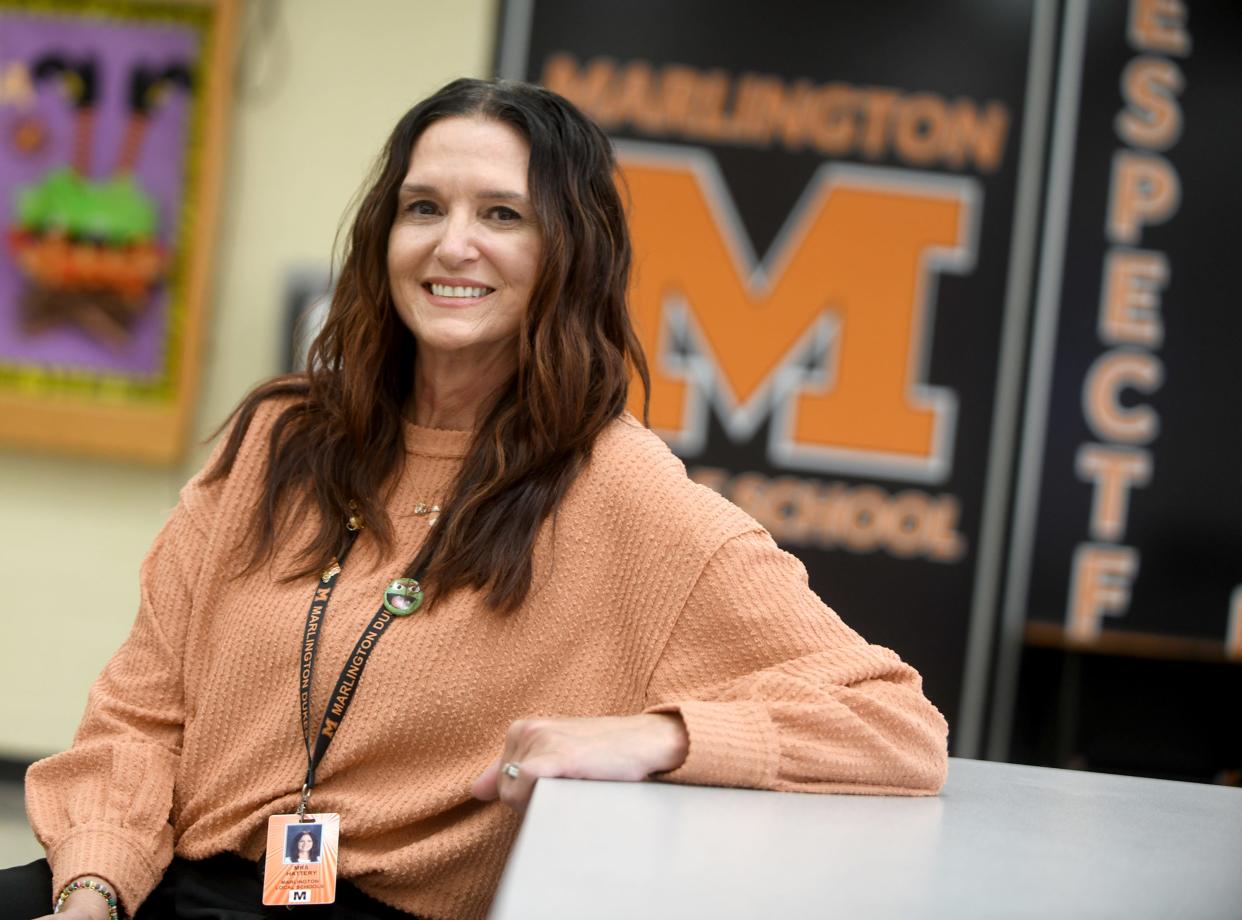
[323, 499, 437, 582]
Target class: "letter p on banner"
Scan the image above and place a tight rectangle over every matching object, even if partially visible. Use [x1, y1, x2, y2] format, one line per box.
[622, 147, 978, 482]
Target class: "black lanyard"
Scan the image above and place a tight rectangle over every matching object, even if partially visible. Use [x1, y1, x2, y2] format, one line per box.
[294, 529, 419, 818]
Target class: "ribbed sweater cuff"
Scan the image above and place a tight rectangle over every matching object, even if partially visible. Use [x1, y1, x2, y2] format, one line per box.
[645, 700, 779, 789]
[48, 825, 164, 917]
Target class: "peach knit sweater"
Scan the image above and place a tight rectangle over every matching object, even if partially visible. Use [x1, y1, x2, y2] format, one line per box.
[26, 403, 948, 919]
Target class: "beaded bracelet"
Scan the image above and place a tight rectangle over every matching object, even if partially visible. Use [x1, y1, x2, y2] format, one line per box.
[53, 878, 120, 920]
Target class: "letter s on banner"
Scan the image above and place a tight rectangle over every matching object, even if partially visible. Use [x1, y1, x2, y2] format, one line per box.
[622, 147, 979, 483]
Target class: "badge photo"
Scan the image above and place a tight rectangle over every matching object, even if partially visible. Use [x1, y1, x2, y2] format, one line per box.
[263, 812, 340, 906]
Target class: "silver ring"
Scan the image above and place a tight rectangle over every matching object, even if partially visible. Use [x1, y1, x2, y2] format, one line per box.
[501, 761, 521, 780]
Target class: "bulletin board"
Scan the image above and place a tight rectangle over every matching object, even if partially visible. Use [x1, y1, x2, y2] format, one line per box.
[0, 0, 237, 462]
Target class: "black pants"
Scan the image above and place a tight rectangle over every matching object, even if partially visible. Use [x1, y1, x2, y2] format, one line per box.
[0, 854, 418, 919]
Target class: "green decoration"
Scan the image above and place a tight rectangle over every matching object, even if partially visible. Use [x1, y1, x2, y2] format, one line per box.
[14, 168, 158, 244]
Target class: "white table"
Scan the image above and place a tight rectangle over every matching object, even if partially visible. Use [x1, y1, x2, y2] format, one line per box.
[489, 758, 1242, 919]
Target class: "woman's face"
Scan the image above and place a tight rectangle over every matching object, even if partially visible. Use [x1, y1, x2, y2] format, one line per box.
[297, 832, 313, 855]
[387, 116, 542, 368]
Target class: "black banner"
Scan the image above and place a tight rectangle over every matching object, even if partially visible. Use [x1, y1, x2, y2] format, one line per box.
[989, 0, 1242, 753]
[498, 0, 1056, 754]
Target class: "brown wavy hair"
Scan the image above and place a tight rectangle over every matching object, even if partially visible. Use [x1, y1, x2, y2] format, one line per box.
[207, 78, 649, 610]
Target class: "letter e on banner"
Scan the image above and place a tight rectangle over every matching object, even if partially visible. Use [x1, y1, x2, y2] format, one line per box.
[622, 147, 978, 482]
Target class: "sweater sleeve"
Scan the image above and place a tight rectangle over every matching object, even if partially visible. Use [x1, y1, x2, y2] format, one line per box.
[643, 528, 948, 796]
[24, 472, 216, 914]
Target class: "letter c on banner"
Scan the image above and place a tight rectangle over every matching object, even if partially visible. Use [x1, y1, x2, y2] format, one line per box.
[1082, 348, 1164, 444]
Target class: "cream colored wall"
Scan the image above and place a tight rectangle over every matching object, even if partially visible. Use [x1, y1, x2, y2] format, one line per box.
[0, 0, 497, 759]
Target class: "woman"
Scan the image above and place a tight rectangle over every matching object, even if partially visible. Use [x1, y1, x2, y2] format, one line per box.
[286, 828, 320, 865]
[12, 78, 947, 920]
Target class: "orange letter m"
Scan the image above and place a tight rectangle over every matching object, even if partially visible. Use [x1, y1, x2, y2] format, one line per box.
[623, 148, 979, 482]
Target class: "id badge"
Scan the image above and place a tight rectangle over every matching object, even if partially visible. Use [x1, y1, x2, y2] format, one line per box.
[262, 813, 340, 906]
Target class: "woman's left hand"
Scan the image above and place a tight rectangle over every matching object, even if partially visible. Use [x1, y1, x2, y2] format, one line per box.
[471, 713, 689, 813]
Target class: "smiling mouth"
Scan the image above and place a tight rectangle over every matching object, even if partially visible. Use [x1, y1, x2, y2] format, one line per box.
[425, 282, 495, 299]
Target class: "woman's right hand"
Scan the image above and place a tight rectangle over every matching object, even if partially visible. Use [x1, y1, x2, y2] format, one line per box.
[33, 908, 107, 920]
[33, 881, 115, 920]
[34, 909, 105, 920]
